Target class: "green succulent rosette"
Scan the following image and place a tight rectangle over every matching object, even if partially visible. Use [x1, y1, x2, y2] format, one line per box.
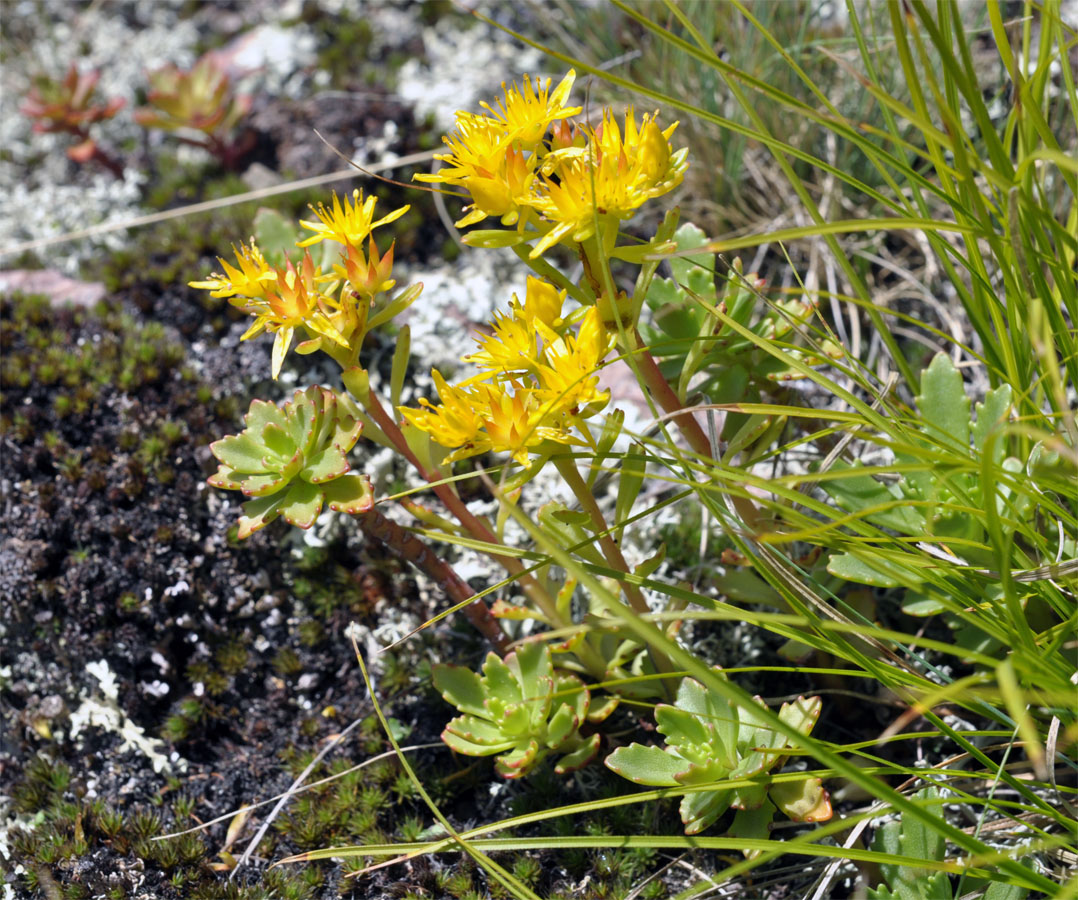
[208, 385, 373, 538]
[433, 641, 600, 779]
[605, 676, 831, 838]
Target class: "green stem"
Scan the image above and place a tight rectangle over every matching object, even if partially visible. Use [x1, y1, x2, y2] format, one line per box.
[553, 454, 677, 689]
[624, 327, 763, 537]
[356, 506, 509, 654]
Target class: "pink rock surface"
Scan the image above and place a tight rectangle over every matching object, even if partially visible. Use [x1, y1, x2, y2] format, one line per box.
[0, 270, 107, 307]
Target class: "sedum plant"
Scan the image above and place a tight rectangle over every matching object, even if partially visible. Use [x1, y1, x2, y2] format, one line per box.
[20, 64, 125, 176]
[605, 675, 831, 838]
[208, 385, 374, 538]
[192, 65, 841, 858]
[432, 641, 604, 779]
[135, 52, 253, 169]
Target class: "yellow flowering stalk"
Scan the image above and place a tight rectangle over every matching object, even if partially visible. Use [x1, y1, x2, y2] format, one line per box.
[191, 194, 417, 379]
[525, 109, 688, 258]
[401, 277, 612, 468]
[415, 70, 687, 269]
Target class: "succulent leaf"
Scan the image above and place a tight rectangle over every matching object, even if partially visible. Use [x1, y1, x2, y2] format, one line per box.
[770, 777, 831, 822]
[433, 642, 596, 778]
[605, 675, 830, 841]
[604, 744, 687, 786]
[208, 386, 367, 536]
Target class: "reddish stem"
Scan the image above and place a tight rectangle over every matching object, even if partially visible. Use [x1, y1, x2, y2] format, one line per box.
[357, 506, 509, 654]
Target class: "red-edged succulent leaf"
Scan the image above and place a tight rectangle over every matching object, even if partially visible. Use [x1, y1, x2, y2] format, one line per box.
[554, 733, 601, 774]
[280, 481, 325, 529]
[237, 492, 287, 538]
[323, 475, 374, 514]
[433, 662, 489, 719]
[211, 432, 274, 474]
[770, 778, 831, 822]
[301, 443, 350, 483]
[493, 740, 540, 778]
[679, 787, 733, 835]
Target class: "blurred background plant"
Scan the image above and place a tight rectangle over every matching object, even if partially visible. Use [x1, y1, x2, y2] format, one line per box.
[19, 63, 126, 176]
[134, 52, 255, 171]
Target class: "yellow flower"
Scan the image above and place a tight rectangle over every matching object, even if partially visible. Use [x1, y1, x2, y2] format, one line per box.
[297, 189, 409, 249]
[518, 275, 566, 330]
[399, 370, 485, 454]
[465, 276, 567, 375]
[478, 70, 580, 147]
[189, 241, 275, 300]
[525, 109, 688, 257]
[476, 383, 559, 466]
[416, 116, 535, 228]
[239, 252, 349, 379]
[534, 306, 612, 416]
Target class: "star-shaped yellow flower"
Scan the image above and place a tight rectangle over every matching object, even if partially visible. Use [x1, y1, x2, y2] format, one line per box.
[297, 189, 409, 249]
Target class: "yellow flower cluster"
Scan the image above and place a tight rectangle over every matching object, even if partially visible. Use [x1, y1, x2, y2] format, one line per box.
[400, 276, 613, 466]
[416, 71, 688, 258]
[189, 190, 409, 378]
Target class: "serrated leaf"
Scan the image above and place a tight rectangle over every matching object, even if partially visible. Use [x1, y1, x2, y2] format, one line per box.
[482, 652, 523, 706]
[499, 703, 531, 737]
[323, 474, 374, 514]
[244, 398, 289, 436]
[777, 696, 820, 739]
[917, 353, 970, 450]
[668, 223, 713, 286]
[239, 472, 288, 498]
[604, 744, 687, 786]
[972, 383, 1011, 466]
[237, 492, 286, 538]
[444, 714, 516, 748]
[655, 703, 711, 749]
[433, 663, 487, 718]
[823, 462, 926, 534]
[545, 703, 578, 750]
[983, 880, 1028, 900]
[207, 465, 244, 490]
[555, 733, 600, 774]
[676, 678, 737, 766]
[679, 787, 732, 834]
[730, 781, 768, 811]
[494, 739, 540, 777]
[442, 728, 514, 757]
[873, 787, 946, 899]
